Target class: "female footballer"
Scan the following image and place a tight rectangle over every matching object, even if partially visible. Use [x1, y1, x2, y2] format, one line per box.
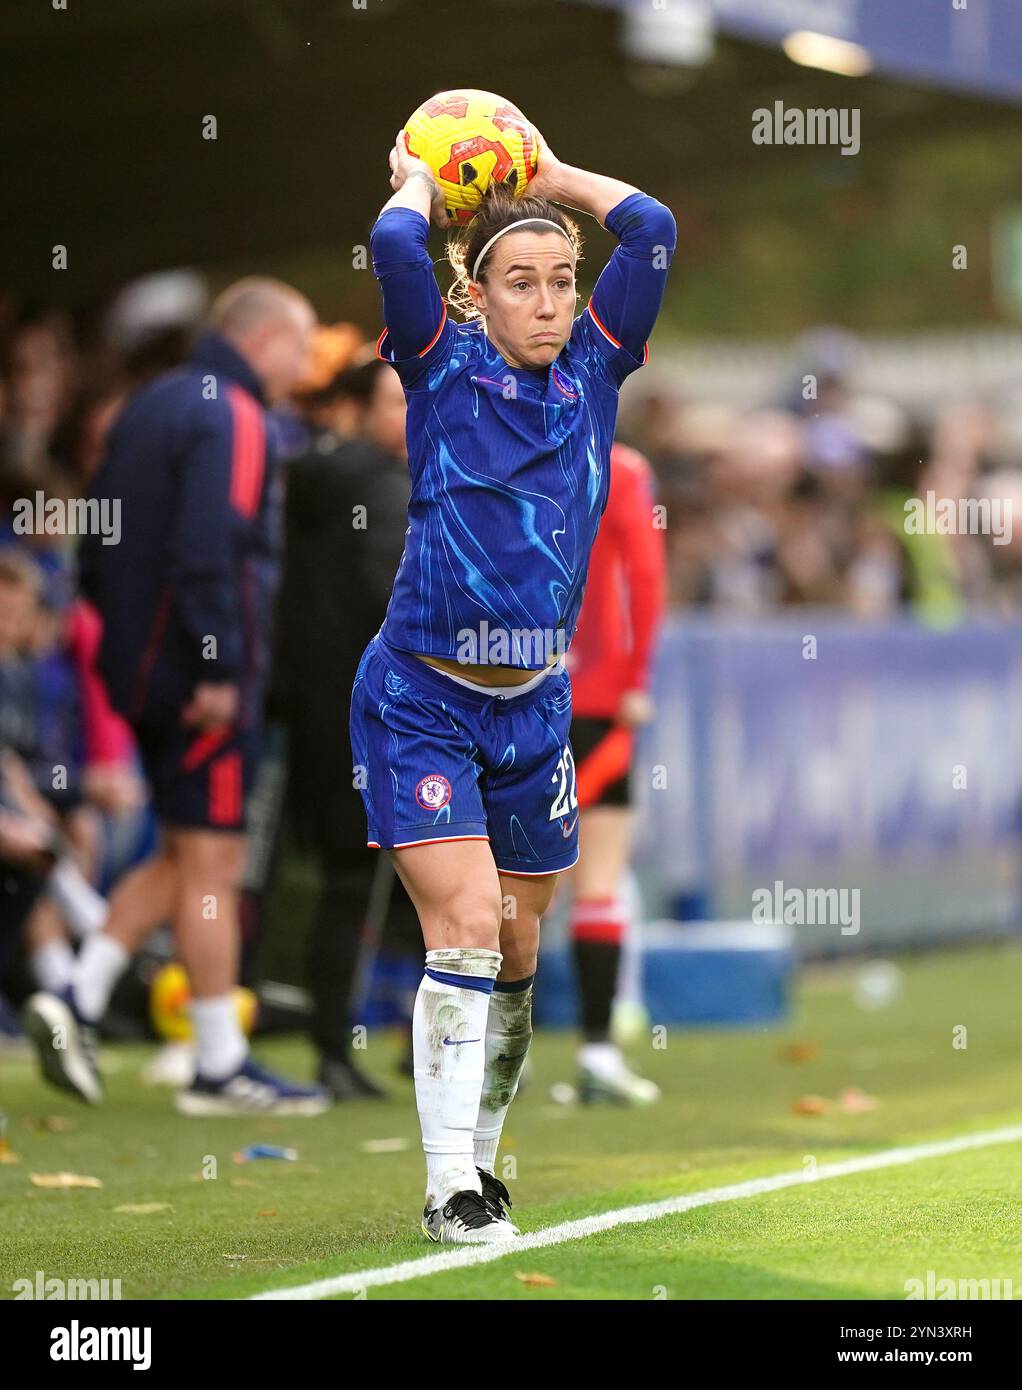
[351, 122, 675, 1242]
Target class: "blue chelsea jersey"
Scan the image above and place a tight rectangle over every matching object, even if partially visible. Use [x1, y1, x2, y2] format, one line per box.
[372, 192, 676, 669]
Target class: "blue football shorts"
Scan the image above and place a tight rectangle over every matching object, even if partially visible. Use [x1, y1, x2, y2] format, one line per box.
[349, 632, 579, 876]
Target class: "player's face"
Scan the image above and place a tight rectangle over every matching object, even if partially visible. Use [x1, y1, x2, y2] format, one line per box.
[471, 231, 576, 370]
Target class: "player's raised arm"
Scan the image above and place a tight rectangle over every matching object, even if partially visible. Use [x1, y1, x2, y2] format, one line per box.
[531, 127, 677, 375]
[370, 131, 456, 383]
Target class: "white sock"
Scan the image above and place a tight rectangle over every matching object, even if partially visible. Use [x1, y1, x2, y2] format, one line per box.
[414, 947, 501, 1211]
[475, 978, 534, 1175]
[31, 938, 75, 994]
[580, 1040, 624, 1079]
[47, 859, 109, 939]
[190, 994, 247, 1082]
[72, 933, 129, 1022]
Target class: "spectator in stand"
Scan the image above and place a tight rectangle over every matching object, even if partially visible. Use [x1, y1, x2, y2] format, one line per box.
[0, 553, 51, 1022]
[0, 554, 120, 1027]
[699, 410, 805, 612]
[0, 309, 78, 500]
[21, 590, 141, 1001]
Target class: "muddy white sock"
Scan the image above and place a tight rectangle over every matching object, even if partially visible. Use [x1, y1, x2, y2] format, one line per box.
[47, 859, 109, 939]
[415, 947, 501, 1211]
[72, 932, 129, 1022]
[31, 938, 75, 994]
[190, 994, 247, 1082]
[474, 976, 534, 1175]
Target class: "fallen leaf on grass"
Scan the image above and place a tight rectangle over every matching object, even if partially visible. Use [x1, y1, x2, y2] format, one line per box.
[30, 1172, 103, 1189]
[257, 1209, 277, 1217]
[21, 1114, 76, 1133]
[781, 1042, 820, 1063]
[114, 1203, 172, 1215]
[839, 1087, 878, 1114]
[515, 1271, 557, 1287]
[792, 1095, 830, 1116]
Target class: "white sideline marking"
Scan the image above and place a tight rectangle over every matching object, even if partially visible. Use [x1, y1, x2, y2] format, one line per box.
[250, 1123, 1022, 1300]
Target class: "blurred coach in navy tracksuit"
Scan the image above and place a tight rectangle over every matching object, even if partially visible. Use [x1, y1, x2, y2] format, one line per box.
[25, 279, 330, 1116]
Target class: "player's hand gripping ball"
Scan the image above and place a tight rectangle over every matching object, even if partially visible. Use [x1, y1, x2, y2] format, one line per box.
[403, 89, 539, 226]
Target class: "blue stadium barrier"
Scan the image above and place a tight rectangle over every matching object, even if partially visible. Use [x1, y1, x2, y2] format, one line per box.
[633, 615, 1022, 957]
[533, 922, 794, 1028]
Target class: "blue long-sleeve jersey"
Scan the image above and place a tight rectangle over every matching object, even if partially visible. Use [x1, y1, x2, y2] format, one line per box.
[372, 190, 676, 669]
[80, 333, 281, 728]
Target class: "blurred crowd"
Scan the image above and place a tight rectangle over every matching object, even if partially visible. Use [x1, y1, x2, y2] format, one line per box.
[618, 341, 1022, 625]
[6, 281, 1022, 648]
[6, 279, 1022, 633]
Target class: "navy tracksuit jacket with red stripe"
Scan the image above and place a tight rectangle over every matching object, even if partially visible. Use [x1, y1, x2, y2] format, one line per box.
[80, 334, 281, 732]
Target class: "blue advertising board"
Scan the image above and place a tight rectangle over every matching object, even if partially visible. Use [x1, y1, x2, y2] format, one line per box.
[633, 616, 1022, 954]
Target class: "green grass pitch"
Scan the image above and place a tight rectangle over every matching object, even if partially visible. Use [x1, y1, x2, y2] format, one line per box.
[1, 942, 1020, 1300]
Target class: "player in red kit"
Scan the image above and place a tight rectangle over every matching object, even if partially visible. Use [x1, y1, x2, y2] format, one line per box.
[563, 441, 666, 1103]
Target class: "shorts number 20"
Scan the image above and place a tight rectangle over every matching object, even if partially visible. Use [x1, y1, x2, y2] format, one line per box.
[549, 746, 578, 821]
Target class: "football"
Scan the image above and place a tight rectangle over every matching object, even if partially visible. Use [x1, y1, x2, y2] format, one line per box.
[403, 89, 538, 225]
[149, 962, 257, 1042]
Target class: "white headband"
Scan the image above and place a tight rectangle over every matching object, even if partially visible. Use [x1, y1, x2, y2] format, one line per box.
[472, 218, 573, 283]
